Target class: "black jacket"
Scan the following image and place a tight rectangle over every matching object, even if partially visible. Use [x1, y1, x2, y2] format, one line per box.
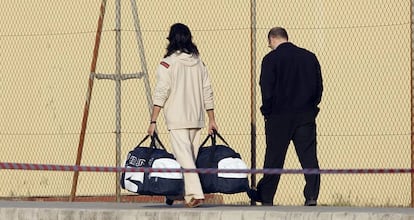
[259, 42, 323, 117]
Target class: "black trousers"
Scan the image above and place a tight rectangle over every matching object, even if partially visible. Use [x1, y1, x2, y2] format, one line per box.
[257, 111, 320, 204]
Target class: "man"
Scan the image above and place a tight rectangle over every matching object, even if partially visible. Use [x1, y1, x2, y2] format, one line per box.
[248, 27, 323, 206]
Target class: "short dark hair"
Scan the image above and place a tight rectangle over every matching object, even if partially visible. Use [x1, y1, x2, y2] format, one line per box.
[164, 23, 199, 58]
[268, 27, 288, 41]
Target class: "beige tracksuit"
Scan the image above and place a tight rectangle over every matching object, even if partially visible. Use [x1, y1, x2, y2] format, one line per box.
[152, 52, 214, 202]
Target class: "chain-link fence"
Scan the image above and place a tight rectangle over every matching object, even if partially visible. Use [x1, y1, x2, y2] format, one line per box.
[0, 0, 412, 207]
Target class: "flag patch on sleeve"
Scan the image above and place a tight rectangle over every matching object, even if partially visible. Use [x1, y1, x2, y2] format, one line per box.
[160, 61, 170, 68]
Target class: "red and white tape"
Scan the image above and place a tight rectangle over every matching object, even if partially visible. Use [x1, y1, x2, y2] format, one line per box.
[0, 162, 412, 174]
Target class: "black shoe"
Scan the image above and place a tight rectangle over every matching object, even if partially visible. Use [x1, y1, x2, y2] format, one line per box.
[165, 198, 174, 206]
[166, 195, 185, 206]
[304, 199, 317, 206]
[246, 188, 262, 203]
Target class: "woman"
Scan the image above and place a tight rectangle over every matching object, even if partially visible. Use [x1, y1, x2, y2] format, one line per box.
[147, 23, 218, 208]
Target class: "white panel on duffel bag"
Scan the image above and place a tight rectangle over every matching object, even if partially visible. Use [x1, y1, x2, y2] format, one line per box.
[124, 166, 145, 192]
[150, 158, 183, 179]
[217, 158, 248, 178]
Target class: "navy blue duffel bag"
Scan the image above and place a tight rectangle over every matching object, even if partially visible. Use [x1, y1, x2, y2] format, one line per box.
[196, 131, 249, 194]
[120, 133, 184, 196]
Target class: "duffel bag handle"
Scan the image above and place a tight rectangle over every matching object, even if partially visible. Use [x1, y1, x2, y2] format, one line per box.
[214, 131, 229, 146]
[199, 130, 231, 166]
[136, 132, 166, 150]
[134, 132, 167, 166]
[150, 132, 166, 149]
[200, 130, 229, 148]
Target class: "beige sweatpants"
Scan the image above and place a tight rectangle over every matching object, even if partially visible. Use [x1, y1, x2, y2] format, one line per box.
[169, 128, 205, 203]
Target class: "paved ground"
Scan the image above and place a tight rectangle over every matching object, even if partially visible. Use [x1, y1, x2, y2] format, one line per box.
[0, 200, 414, 220]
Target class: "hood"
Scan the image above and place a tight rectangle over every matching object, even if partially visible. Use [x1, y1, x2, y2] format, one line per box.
[174, 52, 201, 67]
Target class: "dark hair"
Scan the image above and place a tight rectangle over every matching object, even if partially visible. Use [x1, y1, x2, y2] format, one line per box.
[268, 27, 289, 41]
[164, 23, 199, 58]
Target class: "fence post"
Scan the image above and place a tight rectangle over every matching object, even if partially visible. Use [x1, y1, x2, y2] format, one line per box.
[250, 0, 257, 206]
[411, 0, 414, 208]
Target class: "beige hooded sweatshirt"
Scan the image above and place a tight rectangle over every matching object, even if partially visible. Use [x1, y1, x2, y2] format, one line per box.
[152, 52, 214, 130]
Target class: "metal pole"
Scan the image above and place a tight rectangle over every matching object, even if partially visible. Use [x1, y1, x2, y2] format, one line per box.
[130, 0, 153, 113]
[410, 0, 414, 208]
[70, 0, 107, 202]
[250, 0, 257, 206]
[115, 0, 122, 203]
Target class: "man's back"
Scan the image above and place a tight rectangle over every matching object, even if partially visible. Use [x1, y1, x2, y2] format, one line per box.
[260, 42, 323, 116]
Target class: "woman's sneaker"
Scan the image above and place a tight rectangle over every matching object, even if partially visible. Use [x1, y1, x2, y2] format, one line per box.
[185, 198, 204, 208]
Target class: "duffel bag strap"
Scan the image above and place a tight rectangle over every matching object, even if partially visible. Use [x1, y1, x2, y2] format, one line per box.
[135, 132, 168, 166]
[150, 132, 166, 150]
[136, 132, 166, 150]
[200, 130, 229, 148]
[200, 133, 212, 148]
[199, 130, 231, 165]
[213, 130, 230, 146]
[137, 135, 151, 147]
